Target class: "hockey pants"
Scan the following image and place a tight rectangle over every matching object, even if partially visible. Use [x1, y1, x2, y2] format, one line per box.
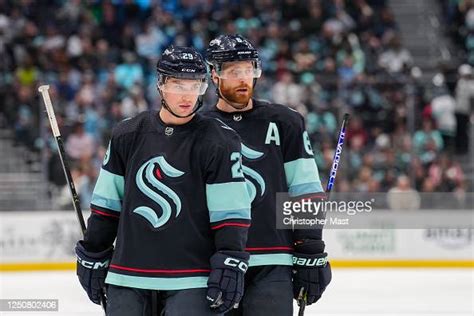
[106, 285, 223, 316]
[226, 265, 293, 316]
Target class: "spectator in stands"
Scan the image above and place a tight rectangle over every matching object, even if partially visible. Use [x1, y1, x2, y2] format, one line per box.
[455, 64, 473, 154]
[14, 86, 36, 149]
[413, 118, 444, 164]
[135, 20, 163, 61]
[120, 84, 148, 118]
[346, 116, 368, 148]
[387, 174, 421, 210]
[430, 82, 457, 152]
[76, 164, 98, 211]
[65, 121, 95, 161]
[114, 51, 144, 90]
[272, 71, 304, 109]
[353, 166, 373, 192]
[378, 35, 413, 73]
[15, 55, 39, 87]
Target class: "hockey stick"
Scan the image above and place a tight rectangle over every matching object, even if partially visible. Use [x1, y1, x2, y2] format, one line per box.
[297, 113, 350, 316]
[325, 113, 350, 198]
[38, 85, 107, 313]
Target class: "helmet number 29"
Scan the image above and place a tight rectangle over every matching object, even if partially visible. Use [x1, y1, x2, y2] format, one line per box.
[181, 53, 194, 60]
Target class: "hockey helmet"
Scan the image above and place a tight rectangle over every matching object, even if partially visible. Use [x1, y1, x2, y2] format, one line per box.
[156, 45, 208, 95]
[206, 34, 261, 78]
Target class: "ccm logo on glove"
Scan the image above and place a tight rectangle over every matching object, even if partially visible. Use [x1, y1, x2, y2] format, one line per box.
[224, 258, 248, 272]
[77, 257, 110, 270]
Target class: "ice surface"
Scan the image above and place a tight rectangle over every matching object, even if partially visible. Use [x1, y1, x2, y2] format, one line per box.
[1, 269, 472, 315]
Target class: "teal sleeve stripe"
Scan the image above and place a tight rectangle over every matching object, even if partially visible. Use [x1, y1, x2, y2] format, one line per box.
[249, 254, 293, 267]
[288, 182, 324, 197]
[284, 158, 322, 188]
[91, 193, 121, 212]
[206, 182, 251, 213]
[105, 272, 208, 290]
[209, 208, 251, 223]
[93, 168, 125, 201]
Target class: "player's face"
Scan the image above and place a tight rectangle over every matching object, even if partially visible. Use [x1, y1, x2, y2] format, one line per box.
[214, 61, 255, 107]
[160, 78, 203, 117]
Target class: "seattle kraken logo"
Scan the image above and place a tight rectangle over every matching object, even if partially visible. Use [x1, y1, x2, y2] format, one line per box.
[134, 156, 184, 229]
[241, 143, 266, 202]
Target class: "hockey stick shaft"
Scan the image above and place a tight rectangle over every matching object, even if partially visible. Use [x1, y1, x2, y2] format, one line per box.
[38, 85, 106, 312]
[326, 113, 350, 194]
[298, 113, 350, 316]
[38, 85, 86, 235]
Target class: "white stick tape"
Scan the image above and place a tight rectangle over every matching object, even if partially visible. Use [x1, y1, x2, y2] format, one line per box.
[38, 85, 61, 138]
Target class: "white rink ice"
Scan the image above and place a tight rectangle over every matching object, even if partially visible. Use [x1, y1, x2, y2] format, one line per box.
[1, 269, 473, 316]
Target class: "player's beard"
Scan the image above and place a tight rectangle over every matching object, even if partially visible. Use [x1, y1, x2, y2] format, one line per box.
[220, 82, 253, 109]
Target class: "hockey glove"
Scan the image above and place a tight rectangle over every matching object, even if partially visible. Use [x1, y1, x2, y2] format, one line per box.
[292, 239, 332, 305]
[206, 250, 249, 313]
[75, 240, 113, 305]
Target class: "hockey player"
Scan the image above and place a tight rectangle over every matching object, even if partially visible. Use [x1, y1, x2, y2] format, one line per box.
[74, 45, 252, 316]
[204, 35, 332, 315]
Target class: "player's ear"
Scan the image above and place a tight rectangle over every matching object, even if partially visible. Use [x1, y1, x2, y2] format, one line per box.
[211, 69, 219, 85]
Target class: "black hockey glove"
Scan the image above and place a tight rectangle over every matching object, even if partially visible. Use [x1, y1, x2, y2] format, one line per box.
[75, 240, 113, 305]
[206, 250, 249, 313]
[292, 239, 332, 305]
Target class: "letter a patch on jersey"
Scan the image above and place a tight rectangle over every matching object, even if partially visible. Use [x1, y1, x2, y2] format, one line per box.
[134, 156, 184, 229]
[265, 122, 280, 146]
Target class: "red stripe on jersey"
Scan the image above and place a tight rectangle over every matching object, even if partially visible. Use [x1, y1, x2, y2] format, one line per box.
[91, 208, 120, 219]
[211, 223, 251, 230]
[110, 264, 211, 274]
[246, 246, 294, 252]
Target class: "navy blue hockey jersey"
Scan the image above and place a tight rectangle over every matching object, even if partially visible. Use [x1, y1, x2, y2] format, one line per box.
[204, 100, 324, 267]
[84, 111, 251, 290]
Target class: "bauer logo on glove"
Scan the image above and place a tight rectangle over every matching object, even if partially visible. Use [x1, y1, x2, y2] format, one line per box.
[293, 254, 328, 267]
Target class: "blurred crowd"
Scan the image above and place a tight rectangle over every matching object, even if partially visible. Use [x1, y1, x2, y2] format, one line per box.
[441, 0, 474, 65]
[0, 0, 472, 210]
